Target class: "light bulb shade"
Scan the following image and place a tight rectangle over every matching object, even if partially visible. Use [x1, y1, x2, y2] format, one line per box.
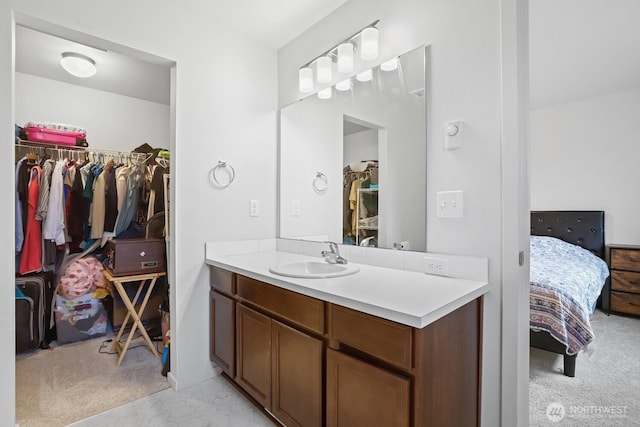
[380, 57, 399, 71]
[60, 52, 96, 78]
[360, 27, 379, 61]
[336, 78, 351, 91]
[337, 43, 354, 73]
[318, 86, 332, 99]
[299, 67, 314, 93]
[356, 69, 372, 82]
[316, 56, 333, 83]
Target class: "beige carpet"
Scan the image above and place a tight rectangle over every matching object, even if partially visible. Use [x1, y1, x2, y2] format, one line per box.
[16, 334, 169, 427]
[529, 309, 640, 426]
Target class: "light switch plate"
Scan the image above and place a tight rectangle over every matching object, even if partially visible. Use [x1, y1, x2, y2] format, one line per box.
[292, 201, 301, 216]
[436, 191, 463, 217]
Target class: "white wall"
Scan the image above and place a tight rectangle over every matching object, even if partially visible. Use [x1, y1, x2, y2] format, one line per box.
[277, 0, 528, 425]
[1, 2, 277, 425]
[15, 72, 170, 152]
[531, 87, 640, 245]
[344, 129, 377, 165]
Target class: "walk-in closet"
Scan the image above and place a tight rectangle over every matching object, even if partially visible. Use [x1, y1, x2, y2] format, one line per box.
[13, 21, 175, 426]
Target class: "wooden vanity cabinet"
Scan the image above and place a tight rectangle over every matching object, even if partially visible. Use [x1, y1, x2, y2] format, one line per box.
[235, 304, 323, 426]
[326, 298, 482, 427]
[209, 268, 236, 377]
[209, 266, 482, 427]
[211, 267, 324, 427]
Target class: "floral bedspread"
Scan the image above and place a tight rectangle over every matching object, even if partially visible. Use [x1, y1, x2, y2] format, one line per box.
[529, 236, 610, 354]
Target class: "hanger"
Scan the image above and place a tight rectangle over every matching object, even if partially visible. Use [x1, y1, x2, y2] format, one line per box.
[25, 152, 39, 165]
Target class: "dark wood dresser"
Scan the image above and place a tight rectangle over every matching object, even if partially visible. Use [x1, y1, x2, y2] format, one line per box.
[607, 244, 640, 316]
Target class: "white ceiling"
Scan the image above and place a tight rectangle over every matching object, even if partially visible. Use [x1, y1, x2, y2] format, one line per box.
[14, 0, 350, 105]
[14, 1, 640, 110]
[529, 0, 640, 109]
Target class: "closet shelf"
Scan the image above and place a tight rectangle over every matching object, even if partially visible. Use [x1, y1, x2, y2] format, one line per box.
[16, 138, 87, 151]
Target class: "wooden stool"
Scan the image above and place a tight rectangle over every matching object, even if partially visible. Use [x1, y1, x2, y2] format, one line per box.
[103, 270, 166, 366]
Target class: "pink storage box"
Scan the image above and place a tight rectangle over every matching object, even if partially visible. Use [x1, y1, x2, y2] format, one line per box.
[23, 126, 86, 146]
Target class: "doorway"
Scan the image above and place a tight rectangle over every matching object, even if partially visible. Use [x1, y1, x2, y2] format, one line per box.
[13, 14, 176, 425]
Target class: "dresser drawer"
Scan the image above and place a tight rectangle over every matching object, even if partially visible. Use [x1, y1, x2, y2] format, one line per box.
[610, 249, 640, 272]
[611, 291, 640, 316]
[210, 266, 235, 296]
[329, 304, 413, 371]
[236, 275, 325, 335]
[611, 271, 640, 294]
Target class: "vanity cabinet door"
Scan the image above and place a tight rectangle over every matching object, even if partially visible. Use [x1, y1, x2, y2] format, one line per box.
[209, 290, 235, 377]
[271, 320, 323, 427]
[326, 348, 411, 427]
[236, 304, 272, 409]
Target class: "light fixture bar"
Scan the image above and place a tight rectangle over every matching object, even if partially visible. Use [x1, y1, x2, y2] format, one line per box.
[300, 20, 380, 69]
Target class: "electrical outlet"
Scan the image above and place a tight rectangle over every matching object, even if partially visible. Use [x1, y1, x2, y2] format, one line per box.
[250, 200, 260, 217]
[423, 256, 449, 276]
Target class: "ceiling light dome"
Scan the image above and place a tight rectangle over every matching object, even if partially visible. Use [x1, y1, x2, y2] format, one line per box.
[60, 52, 96, 78]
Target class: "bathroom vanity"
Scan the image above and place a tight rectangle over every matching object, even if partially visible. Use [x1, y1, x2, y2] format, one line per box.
[206, 248, 488, 427]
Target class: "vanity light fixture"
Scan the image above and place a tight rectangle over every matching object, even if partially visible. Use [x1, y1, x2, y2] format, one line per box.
[360, 27, 379, 61]
[318, 86, 332, 100]
[299, 67, 314, 93]
[380, 57, 399, 71]
[316, 55, 333, 84]
[336, 78, 351, 91]
[337, 42, 354, 73]
[356, 69, 372, 82]
[60, 52, 96, 78]
[297, 20, 380, 93]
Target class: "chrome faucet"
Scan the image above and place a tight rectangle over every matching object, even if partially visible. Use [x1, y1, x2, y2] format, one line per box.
[321, 241, 348, 264]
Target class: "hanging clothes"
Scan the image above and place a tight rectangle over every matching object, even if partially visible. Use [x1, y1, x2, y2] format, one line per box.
[114, 166, 141, 237]
[15, 157, 26, 253]
[68, 163, 87, 246]
[16, 159, 32, 239]
[80, 161, 96, 242]
[103, 163, 119, 234]
[42, 159, 68, 246]
[19, 165, 43, 275]
[149, 164, 167, 219]
[36, 158, 55, 221]
[90, 166, 107, 239]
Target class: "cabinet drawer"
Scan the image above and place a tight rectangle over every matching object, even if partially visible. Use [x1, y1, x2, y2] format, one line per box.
[210, 266, 235, 296]
[611, 291, 640, 316]
[329, 304, 413, 371]
[610, 249, 640, 272]
[236, 275, 324, 335]
[611, 271, 640, 294]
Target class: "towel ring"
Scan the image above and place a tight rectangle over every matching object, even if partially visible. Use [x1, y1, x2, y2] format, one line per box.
[312, 172, 328, 193]
[210, 161, 235, 188]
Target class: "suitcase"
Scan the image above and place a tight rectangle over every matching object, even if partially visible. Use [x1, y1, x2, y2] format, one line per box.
[22, 121, 88, 147]
[106, 238, 166, 276]
[15, 271, 56, 353]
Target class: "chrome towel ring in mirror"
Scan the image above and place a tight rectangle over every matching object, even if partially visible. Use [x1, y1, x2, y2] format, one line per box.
[313, 172, 328, 193]
[210, 161, 235, 188]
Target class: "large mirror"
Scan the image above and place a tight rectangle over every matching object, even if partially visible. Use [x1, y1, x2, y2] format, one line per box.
[279, 46, 426, 251]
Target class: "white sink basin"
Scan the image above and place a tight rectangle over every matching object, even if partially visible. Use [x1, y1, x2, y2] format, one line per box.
[269, 260, 359, 279]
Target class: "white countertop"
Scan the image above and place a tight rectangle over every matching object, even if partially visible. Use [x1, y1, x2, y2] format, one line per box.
[205, 250, 489, 329]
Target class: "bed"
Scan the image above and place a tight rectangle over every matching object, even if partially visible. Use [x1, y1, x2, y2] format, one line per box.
[529, 211, 610, 377]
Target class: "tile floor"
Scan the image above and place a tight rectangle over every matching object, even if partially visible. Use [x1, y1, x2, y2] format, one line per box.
[68, 373, 275, 427]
